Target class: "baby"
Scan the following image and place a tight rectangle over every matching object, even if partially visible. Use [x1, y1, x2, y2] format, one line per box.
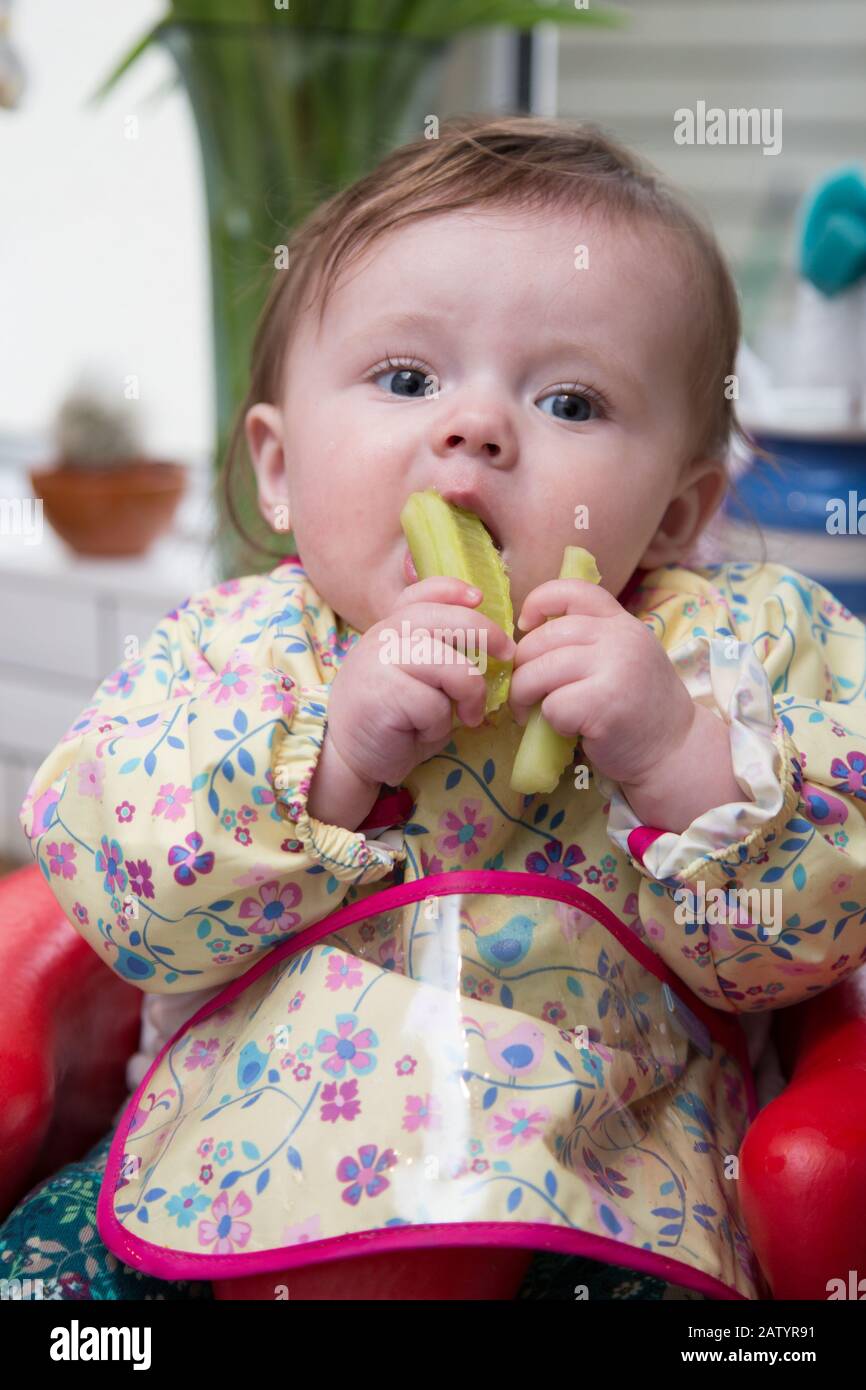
[20, 116, 866, 1302]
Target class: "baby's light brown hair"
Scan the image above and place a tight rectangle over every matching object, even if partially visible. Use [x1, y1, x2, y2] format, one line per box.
[221, 113, 750, 569]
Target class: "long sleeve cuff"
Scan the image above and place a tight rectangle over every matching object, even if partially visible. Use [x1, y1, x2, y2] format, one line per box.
[272, 682, 406, 884]
[598, 636, 802, 885]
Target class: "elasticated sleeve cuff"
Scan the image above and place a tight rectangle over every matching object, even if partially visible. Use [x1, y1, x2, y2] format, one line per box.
[272, 682, 407, 884]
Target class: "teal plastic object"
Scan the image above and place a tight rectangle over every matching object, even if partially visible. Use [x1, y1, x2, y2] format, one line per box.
[800, 166, 866, 297]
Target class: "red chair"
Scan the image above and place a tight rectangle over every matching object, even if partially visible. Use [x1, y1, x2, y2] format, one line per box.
[0, 863, 142, 1216]
[2, 861, 865, 1300]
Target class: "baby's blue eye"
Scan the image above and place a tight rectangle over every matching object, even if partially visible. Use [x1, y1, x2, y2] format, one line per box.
[374, 367, 428, 397]
[537, 392, 597, 423]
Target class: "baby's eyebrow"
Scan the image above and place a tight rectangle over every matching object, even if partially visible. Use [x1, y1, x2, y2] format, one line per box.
[345, 310, 444, 345]
[529, 337, 646, 403]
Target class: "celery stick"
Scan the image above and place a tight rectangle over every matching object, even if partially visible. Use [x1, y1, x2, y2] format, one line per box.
[509, 546, 601, 795]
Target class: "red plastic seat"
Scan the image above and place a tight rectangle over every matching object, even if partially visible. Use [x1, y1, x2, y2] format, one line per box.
[2, 860, 865, 1300]
[738, 967, 866, 1300]
[0, 862, 142, 1216]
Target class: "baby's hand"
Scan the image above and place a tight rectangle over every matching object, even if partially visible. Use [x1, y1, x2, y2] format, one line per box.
[325, 577, 516, 790]
[508, 578, 695, 789]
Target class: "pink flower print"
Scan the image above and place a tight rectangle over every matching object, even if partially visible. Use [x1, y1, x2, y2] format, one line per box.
[488, 1102, 551, 1151]
[644, 917, 665, 942]
[282, 1214, 323, 1246]
[525, 838, 585, 883]
[168, 831, 215, 886]
[231, 586, 267, 621]
[707, 918, 738, 952]
[233, 862, 279, 888]
[261, 675, 296, 719]
[622, 892, 641, 929]
[234, 826, 252, 847]
[153, 783, 192, 822]
[582, 1147, 633, 1199]
[238, 880, 302, 935]
[198, 1190, 253, 1254]
[28, 786, 59, 838]
[216, 578, 242, 596]
[435, 799, 493, 861]
[402, 1093, 442, 1133]
[205, 656, 256, 706]
[585, 865, 602, 884]
[72, 901, 89, 926]
[395, 1054, 417, 1076]
[77, 760, 104, 799]
[185, 1037, 220, 1070]
[197, 1137, 215, 1159]
[260, 677, 282, 713]
[378, 937, 405, 973]
[555, 903, 596, 941]
[46, 841, 76, 880]
[288, 990, 304, 1012]
[115, 800, 135, 824]
[830, 750, 866, 799]
[325, 952, 364, 991]
[293, 1062, 312, 1081]
[320, 1078, 362, 1123]
[95, 835, 127, 896]
[125, 858, 154, 899]
[602, 874, 618, 892]
[199, 1165, 213, 1185]
[337, 1144, 398, 1205]
[542, 1001, 566, 1026]
[420, 847, 444, 876]
[237, 804, 258, 825]
[316, 1014, 378, 1078]
[106, 661, 148, 699]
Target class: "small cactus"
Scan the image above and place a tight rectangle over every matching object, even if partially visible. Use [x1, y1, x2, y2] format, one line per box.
[54, 391, 142, 467]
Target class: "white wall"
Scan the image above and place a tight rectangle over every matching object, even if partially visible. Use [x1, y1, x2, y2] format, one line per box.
[0, 0, 213, 463]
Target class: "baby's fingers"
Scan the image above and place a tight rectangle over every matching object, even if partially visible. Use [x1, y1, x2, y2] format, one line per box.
[391, 633, 489, 727]
[517, 578, 617, 633]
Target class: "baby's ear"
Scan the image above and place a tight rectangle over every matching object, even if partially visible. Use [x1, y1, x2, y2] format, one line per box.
[245, 403, 291, 533]
[640, 457, 728, 569]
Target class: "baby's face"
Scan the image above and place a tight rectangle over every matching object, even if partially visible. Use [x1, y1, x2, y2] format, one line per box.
[248, 205, 726, 634]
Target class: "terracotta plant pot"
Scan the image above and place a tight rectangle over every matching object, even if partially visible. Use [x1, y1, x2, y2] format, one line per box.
[28, 459, 187, 558]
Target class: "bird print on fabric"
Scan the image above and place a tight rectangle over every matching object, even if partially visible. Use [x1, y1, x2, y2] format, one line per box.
[461, 1014, 547, 1083]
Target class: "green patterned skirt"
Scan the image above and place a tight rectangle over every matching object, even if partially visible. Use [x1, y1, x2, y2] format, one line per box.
[0, 1129, 705, 1301]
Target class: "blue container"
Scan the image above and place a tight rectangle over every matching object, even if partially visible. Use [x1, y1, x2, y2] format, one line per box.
[724, 430, 866, 617]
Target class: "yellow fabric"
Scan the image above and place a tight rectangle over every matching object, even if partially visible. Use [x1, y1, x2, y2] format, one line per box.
[17, 557, 866, 1296]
